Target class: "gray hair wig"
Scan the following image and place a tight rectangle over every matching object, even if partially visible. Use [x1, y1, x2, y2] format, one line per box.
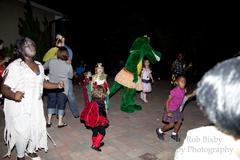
[197, 57, 240, 137]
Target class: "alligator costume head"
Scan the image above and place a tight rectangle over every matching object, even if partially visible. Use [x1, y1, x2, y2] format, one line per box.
[130, 35, 161, 63]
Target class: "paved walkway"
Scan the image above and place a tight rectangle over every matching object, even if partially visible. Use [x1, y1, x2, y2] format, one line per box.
[0, 79, 209, 160]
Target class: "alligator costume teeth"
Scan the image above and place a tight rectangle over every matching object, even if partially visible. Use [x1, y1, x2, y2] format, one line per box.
[110, 35, 162, 113]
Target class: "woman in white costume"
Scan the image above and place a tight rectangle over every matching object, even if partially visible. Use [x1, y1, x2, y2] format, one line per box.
[1, 37, 64, 160]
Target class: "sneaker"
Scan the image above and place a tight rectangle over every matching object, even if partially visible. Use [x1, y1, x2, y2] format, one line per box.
[100, 142, 104, 148]
[46, 123, 52, 128]
[144, 99, 148, 103]
[140, 96, 148, 103]
[58, 123, 68, 128]
[171, 134, 180, 142]
[25, 152, 41, 160]
[156, 128, 164, 140]
[91, 146, 102, 152]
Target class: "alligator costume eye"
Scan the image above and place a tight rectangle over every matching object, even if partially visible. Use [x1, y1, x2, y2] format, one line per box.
[153, 51, 161, 61]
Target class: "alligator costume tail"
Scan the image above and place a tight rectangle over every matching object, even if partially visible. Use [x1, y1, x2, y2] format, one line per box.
[109, 82, 122, 98]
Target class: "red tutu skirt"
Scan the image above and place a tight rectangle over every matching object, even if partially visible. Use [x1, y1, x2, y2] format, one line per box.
[80, 101, 109, 128]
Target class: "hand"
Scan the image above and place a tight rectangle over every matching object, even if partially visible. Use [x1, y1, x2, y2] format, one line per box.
[152, 79, 154, 84]
[58, 81, 64, 89]
[107, 90, 110, 95]
[133, 76, 138, 83]
[14, 91, 25, 102]
[167, 112, 173, 117]
[66, 60, 72, 64]
[191, 90, 197, 97]
[188, 62, 193, 67]
[4, 57, 10, 62]
[44, 75, 49, 81]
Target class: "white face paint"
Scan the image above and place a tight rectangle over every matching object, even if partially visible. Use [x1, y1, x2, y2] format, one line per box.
[23, 41, 36, 57]
[153, 51, 160, 61]
[96, 67, 103, 74]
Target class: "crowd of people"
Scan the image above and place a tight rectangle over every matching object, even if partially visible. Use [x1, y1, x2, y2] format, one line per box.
[0, 34, 239, 160]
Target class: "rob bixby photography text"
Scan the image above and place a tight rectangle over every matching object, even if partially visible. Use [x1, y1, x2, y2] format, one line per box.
[176, 135, 233, 155]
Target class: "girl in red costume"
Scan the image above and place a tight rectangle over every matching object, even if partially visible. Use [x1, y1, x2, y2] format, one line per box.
[80, 63, 110, 152]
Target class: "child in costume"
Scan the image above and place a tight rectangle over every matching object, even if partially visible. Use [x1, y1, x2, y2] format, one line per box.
[140, 59, 154, 103]
[80, 63, 110, 152]
[92, 63, 110, 110]
[82, 71, 92, 107]
[156, 75, 195, 142]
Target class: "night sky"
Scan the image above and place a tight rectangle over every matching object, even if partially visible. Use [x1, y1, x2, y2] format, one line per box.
[33, 1, 240, 78]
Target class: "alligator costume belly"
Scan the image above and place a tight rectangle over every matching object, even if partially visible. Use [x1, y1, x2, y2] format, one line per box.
[115, 69, 143, 91]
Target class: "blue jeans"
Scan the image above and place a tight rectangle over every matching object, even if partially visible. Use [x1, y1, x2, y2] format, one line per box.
[47, 90, 68, 116]
[68, 80, 80, 117]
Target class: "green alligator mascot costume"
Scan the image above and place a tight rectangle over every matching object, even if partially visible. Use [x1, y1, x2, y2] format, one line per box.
[110, 35, 162, 113]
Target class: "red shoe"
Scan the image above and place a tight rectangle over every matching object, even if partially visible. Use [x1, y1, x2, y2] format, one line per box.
[95, 134, 104, 148]
[92, 136, 97, 147]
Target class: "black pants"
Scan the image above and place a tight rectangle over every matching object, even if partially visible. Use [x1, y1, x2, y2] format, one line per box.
[92, 126, 106, 137]
[91, 99, 107, 137]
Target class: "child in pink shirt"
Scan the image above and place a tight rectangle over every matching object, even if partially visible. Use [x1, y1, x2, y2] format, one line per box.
[156, 75, 195, 142]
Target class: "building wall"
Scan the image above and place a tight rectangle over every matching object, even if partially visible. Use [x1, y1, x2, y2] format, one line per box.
[0, 0, 59, 47]
[0, 0, 24, 47]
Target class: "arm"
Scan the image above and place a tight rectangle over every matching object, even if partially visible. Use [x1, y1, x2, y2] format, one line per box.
[65, 45, 73, 64]
[42, 47, 58, 62]
[1, 63, 24, 102]
[104, 80, 110, 95]
[67, 59, 72, 64]
[166, 95, 173, 117]
[186, 90, 196, 99]
[165, 96, 171, 113]
[1, 84, 24, 102]
[43, 80, 63, 89]
[90, 79, 94, 92]
[125, 51, 141, 83]
[185, 62, 192, 71]
[0, 57, 10, 66]
[150, 73, 154, 83]
[171, 61, 176, 72]
[86, 80, 92, 101]
[67, 49, 73, 60]
[68, 65, 73, 79]
[43, 60, 50, 70]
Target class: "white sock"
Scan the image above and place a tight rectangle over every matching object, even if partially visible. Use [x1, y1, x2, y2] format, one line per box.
[143, 93, 146, 100]
[172, 132, 177, 135]
[140, 92, 143, 99]
[158, 128, 163, 133]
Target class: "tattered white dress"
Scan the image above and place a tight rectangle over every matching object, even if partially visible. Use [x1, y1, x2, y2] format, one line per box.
[3, 58, 48, 156]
